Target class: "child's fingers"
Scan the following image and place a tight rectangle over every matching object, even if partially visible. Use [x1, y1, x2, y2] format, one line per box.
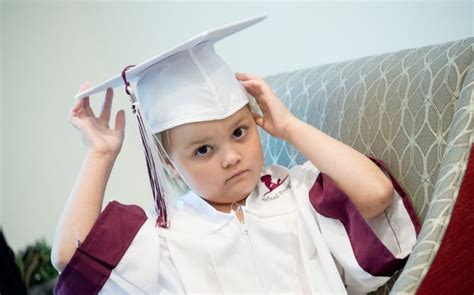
[71, 98, 85, 114]
[70, 96, 96, 119]
[236, 73, 270, 100]
[71, 82, 91, 114]
[69, 101, 85, 128]
[77, 82, 96, 117]
[114, 109, 126, 133]
[99, 87, 114, 125]
[241, 80, 265, 99]
[83, 96, 96, 117]
[69, 99, 88, 129]
[251, 112, 263, 127]
[235, 72, 262, 82]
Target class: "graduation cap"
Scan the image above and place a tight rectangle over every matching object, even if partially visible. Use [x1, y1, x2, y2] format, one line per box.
[74, 14, 267, 228]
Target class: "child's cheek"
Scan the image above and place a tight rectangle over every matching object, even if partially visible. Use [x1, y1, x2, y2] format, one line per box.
[187, 166, 218, 194]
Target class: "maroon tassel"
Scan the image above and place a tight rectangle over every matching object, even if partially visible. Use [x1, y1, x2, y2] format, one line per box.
[134, 106, 169, 228]
[122, 65, 169, 228]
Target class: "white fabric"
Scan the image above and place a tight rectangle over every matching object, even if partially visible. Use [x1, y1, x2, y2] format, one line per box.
[99, 161, 418, 294]
[136, 41, 249, 133]
[100, 217, 162, 293]
[73, 14, 266, 134]
[365, 194, 417, 258]
[290, 161, 418, 294]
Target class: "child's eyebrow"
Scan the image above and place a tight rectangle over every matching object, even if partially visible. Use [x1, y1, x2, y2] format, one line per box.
[184, 116, 248, 149]
[185, 136, 214, 149]
[229, 116, 248, 130]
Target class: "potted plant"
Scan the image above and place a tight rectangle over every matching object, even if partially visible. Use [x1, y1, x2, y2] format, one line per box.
[15, 238, 58, 295]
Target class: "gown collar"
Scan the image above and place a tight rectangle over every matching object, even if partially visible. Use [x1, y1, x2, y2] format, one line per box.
[167, 164, 296, 234]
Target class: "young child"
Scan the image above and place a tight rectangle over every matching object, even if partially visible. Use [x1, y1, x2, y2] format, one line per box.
[52, 15, 420, 294]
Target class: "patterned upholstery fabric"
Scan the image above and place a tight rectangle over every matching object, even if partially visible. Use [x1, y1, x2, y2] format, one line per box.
[262, 37, 474, 293]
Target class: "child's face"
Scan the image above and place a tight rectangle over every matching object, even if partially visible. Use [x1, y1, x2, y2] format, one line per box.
[165, 105, 264, 204]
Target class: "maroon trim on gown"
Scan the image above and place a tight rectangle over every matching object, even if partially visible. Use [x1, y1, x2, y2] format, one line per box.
[54, 201, 147, 294]
[308, 157, 420, 277]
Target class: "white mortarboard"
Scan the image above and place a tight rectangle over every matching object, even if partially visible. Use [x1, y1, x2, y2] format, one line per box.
[75, 14, 266, 133]
[74, 14, 267, 228]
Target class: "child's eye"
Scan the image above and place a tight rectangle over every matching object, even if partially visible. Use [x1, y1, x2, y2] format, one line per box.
[195, 145, 212, 157]
[233, 127, 248, 139]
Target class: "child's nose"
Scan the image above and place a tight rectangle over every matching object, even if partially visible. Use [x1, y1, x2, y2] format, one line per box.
[221, 147, 242, 168]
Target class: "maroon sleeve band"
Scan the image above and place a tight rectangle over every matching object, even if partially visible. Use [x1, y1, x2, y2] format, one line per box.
[308, 157, 420, 277]
[367, 157, 421, 234]
[54, 201, 148, 294]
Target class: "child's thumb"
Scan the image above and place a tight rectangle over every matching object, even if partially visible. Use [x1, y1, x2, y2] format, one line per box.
[252, 112, 263, 127]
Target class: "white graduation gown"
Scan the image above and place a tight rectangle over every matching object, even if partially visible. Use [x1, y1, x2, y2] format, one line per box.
[54, 158, 420, 294]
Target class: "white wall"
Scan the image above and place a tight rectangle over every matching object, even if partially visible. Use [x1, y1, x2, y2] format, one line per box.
[1, 1, 473, 252]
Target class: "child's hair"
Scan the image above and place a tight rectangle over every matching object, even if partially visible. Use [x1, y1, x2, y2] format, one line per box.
[152, 131, 190, 203]
[151, 96, 263, 206]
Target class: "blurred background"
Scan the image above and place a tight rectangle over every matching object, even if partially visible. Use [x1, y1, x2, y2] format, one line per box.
[0, 1, 472, 285]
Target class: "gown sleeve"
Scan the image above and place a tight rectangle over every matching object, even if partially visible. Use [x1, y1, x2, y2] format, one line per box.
[53, 201, 162, 294]
[289, 157, 421, 294]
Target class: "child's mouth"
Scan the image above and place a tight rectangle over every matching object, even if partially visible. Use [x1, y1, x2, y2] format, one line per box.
[226, 170, 249, 182]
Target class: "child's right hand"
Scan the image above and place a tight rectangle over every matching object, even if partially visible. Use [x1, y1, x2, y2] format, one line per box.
[69, 82, 126, 159]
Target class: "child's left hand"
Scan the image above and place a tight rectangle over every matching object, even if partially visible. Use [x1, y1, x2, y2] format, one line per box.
[235, 72, 299, 140]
